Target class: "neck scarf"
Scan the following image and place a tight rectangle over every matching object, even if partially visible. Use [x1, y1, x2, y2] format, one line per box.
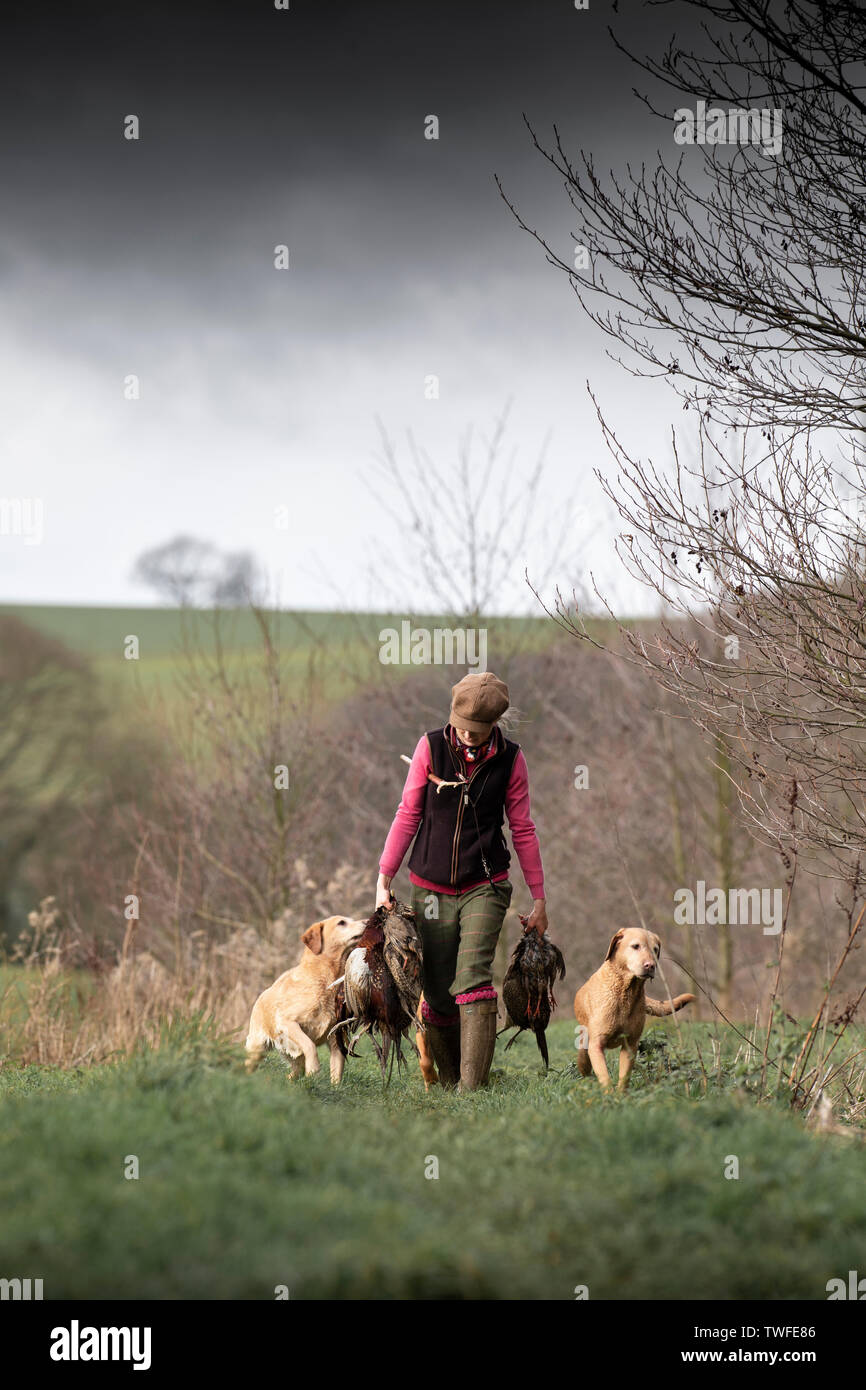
[451, 727, 492, 763]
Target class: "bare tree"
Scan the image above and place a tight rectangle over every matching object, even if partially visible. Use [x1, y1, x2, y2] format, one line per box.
[367, 406, 587, 626]
[132, 535, 262, 608]
[500, 0, 866, 1071]
[500, 0, 866, 439]
[504, 1, 866, 859]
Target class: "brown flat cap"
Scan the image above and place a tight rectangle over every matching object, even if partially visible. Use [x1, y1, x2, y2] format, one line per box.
[449, 671, 509, 734]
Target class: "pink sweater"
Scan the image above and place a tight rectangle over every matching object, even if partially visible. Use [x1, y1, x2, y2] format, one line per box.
[379, 734, 545, 897]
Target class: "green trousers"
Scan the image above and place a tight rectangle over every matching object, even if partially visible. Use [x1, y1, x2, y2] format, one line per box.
[410, 880, 513, 1017]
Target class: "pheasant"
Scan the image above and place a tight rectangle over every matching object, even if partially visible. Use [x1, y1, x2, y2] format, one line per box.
[331, 901, 423, 1080]
[501, 919, 566, 1070]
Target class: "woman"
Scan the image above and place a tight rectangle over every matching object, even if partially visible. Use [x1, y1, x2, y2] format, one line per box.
[376, 670, 547, 1091]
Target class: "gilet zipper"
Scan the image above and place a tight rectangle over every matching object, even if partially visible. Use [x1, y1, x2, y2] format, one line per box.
[446, 731, 502, 887]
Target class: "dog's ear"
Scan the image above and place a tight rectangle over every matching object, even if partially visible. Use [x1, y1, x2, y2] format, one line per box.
[605, 929, 625, 961]
[650, 933, 661, 959]
[302, 921, 325, 955]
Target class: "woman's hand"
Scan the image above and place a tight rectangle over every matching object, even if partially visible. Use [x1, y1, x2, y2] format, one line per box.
[524, 899, 548, 935]
[376, 873, 395, 910]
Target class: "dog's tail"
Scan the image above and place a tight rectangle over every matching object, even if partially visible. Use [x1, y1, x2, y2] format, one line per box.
[645, 992, 695, 1017]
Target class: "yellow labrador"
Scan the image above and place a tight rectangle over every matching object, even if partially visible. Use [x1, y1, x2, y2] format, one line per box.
[573, 928, 694, 1090]
[245, 916, 366, 1083]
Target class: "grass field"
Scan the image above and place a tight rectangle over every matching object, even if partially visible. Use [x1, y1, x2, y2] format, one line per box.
[1, 1017, 863, 1301]
[0, 603, 401, 658]
[0, 604, 560, 664]
[0, 604, 416, 703]
[3, 602, 861, 1302]
[0, 602, 565, 713]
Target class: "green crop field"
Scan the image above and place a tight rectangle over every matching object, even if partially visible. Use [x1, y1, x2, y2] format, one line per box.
[1, 1017, 862, 1301]
[0, 603, 389, 659]
[0, 603, 564, 710]
[0, 604, 560, 661]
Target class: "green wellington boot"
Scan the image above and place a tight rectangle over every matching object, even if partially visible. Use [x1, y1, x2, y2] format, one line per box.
[457, 997, 499, 1092]
[424, 1019, 461, 1088]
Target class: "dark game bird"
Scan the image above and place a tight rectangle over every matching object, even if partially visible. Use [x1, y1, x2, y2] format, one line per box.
[331, 901, 423, 1079]
[501, 920, 566, 1070]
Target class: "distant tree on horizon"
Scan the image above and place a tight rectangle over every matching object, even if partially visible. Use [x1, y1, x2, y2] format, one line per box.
[131, 534, 263, 608]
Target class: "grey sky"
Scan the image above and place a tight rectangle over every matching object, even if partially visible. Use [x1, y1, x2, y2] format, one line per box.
[0, 0, 702, 613]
